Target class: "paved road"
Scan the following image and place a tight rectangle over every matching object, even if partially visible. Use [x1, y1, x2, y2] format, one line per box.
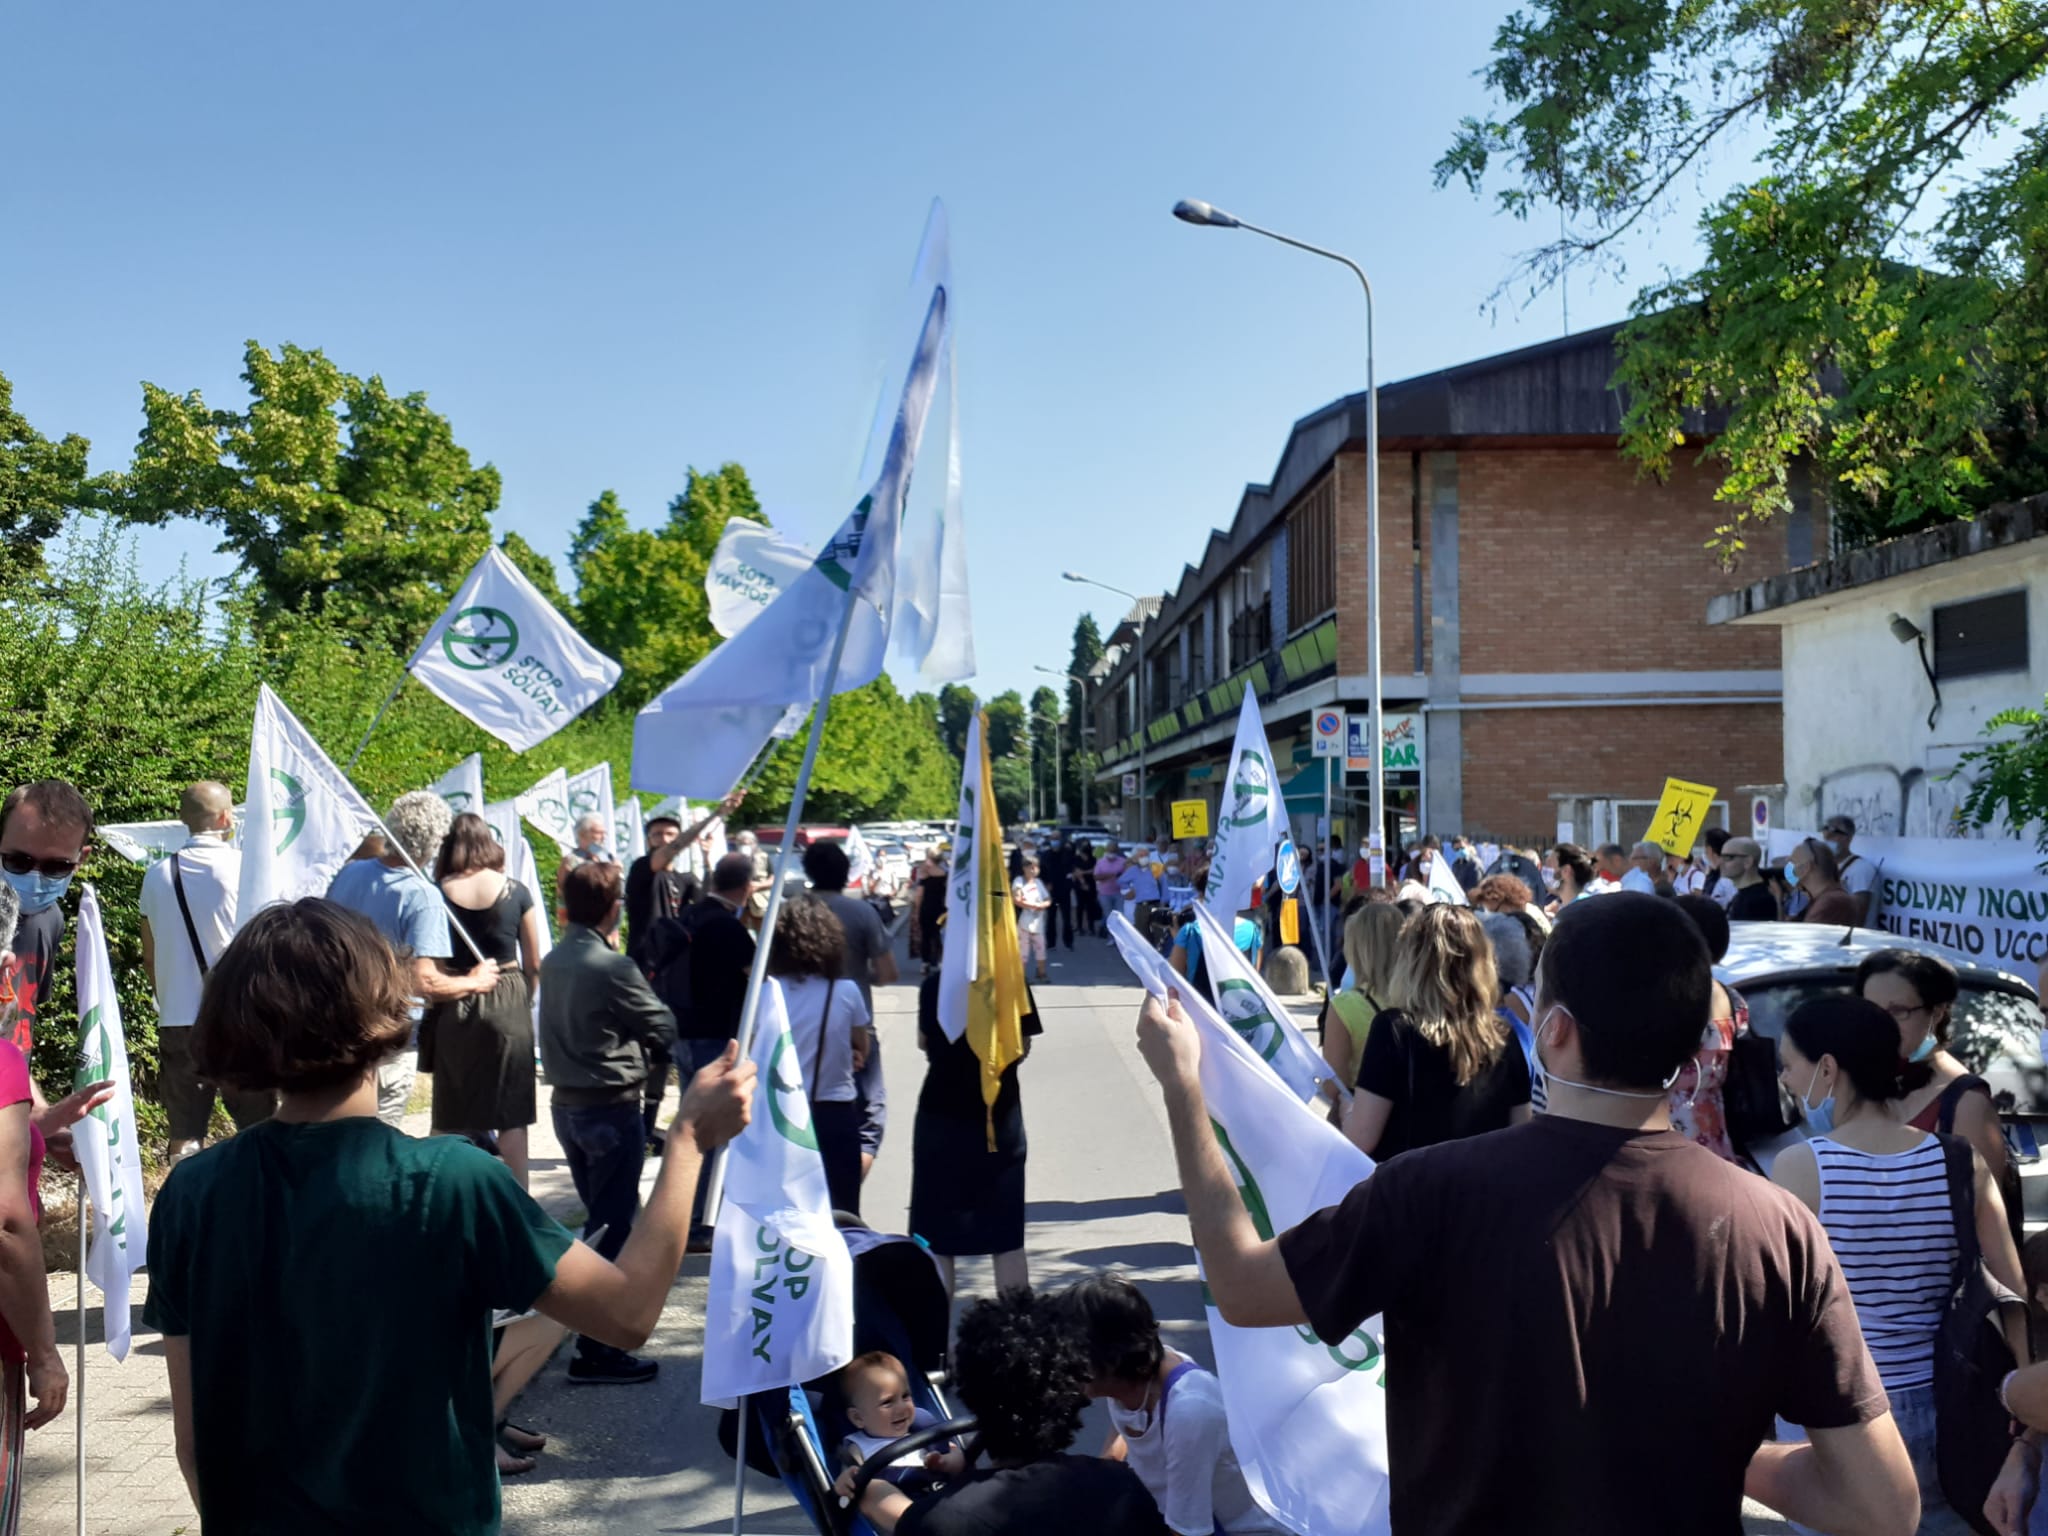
[27, 924, 1792, 1534]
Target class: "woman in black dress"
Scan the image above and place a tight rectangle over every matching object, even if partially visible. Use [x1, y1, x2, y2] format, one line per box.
[909, 850, 950, 975]
[430, 814, 545, 1186]
[909, 972, 1031, 1298]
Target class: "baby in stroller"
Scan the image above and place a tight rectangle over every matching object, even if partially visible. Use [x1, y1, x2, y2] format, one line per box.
[832, 1351, 966, 1529]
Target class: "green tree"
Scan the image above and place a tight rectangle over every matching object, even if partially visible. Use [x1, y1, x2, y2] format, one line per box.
[937, 683, 977, 758]
[1960, 697, 2048, 857]
[745, 676, 959, 823]
[1066, 613, 1104, 755]
[985, 690, 1027, 760]
[1030, 685, 1062, 818]
[0, 370, 95, 581]
[666, 463, 765, 559]
[497, 530, 570, 612]
[120, 341, 502, 641]
[1439, 1, 2048, 558]
[990, 755, 1033, 828]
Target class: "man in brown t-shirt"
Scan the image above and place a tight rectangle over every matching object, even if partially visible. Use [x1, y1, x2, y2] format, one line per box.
[1134, 892, 1919, 1536]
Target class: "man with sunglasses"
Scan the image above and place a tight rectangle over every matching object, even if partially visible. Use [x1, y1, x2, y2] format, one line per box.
[0, 781, 94, 1057]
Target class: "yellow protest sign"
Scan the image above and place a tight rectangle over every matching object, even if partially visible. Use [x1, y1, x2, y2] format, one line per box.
[1279, 898, 1299, 946]
[1648, 777, 1717, 856]
[1170, 799, 1210, 839]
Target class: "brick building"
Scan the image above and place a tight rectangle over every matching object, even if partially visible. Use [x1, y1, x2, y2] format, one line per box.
[1087, 322, 1800, 850]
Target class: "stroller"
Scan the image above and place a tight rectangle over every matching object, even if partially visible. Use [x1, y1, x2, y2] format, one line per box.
[722, 1226, 976, 1535]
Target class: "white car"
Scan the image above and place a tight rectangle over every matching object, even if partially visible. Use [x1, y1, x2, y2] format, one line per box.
[1721, 921, 2044, 1225]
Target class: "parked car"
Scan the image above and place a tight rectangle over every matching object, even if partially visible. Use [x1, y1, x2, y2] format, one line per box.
[1721, 921, 2046, 1227]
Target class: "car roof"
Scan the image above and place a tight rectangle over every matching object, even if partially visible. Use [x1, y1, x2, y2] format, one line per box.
[1719, 921, 2037, 998]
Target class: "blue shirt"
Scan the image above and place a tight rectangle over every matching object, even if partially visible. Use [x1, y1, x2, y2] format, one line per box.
[1174, 917, 1262, 981]
[326, 861, 452, 1023]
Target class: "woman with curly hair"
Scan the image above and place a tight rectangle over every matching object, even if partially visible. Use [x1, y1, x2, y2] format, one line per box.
[1343, 905, 1531, 1161]
[890, 1289, 1168, 1535]
[768, 895, 871, 1216]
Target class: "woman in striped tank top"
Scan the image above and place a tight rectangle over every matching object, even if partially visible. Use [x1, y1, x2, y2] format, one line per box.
[1770, 995, 2028, 1536]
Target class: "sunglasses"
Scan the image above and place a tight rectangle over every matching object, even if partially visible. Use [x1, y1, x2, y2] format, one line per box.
[0, 850, 80, 879]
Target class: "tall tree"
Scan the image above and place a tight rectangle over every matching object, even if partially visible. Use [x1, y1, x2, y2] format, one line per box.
[1066, 613, 1104, 755]
[667, 463, 766, 560]
[1439, 0, 2048, 558]
[1030, 685, 1062, 819]
[937, 683, 977, 759]
[0, 371, 95, 582]
[120, 341, 501, 643]
[985, 690, 1028, 760]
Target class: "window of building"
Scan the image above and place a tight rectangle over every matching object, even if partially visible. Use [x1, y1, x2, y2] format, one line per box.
[1187, 612, 1207, 692]
[1150, 648, 1177, 714]
[1286, 474, 1336, 629]
[1933, 590, 2029, 680]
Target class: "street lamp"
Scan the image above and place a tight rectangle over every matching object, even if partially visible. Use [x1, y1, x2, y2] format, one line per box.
[1034, 664, 1098, 822]
[1063, 571, 1149, 844]
[1172, 198, 1386, 885]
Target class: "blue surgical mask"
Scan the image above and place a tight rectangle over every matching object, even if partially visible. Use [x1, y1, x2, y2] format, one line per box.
[1783, 861, 1800, 884]
[0, 866, 71, 915]
[1801, 1063, 1837, 1135]
[1907, 1031, 1938, 1065]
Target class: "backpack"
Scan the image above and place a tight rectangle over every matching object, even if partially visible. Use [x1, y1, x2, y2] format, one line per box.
[1933, 1134, 2026, 1536]
[1936, 1076, 2027, 1252]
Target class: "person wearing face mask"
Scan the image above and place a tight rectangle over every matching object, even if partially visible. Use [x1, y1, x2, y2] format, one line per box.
[1822, 815, 1880, 925]
[139, 782, 276, 1162]
[1858, 948, 2017, 1231]
[1131, 892, 1919, 1536]
[1787, 839, 1859, 926]
[1771, 993, 2027, 1535]
[1720, 837, 1781, 922]
[0, 781, 95, 1057]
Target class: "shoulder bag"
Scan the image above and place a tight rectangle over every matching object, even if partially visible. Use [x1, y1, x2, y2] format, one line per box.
[1933, 1132, 2026, 1536]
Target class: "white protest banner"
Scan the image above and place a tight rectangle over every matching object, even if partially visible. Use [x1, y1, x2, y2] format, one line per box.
[409, 547, 621, 752]
[845, 824, 877, 891]
[936, 713, 984, 1043]
[1107, 913, 1390, 1536]
[615, 795, 647, 865]
[240, 686, 381, 913]
[708, 520, 815, 639]
[516, 768, 574, 851]
[1768, 829, 2048, 972]
[565, 763, 616, 850]
[701, 978, 855, 1407]
[102, 819, 242, 866]
[634, 202, 963, 798]
[433, 753, 486, 817]
[1193, 901, 1330, 1104]
[1205, 686, 1290, 918]
[75, 886, 149, 1361]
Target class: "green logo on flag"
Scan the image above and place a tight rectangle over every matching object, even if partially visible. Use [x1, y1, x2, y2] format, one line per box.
[1215, 978, 1283, 1064]
[442, 791, 473, 813]
[77, 1003, 132, 1252]
[767, 1032, 819, 1151]
[442, 606, 520, 670]
[815, 498, 873, 592]
[270, 769, 307, 854]
[1224, 750, 1272, 830]
[569, 788, 600, 815]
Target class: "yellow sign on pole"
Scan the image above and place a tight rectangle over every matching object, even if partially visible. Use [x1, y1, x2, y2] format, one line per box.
[1170, 799, 1210, 839]
[1647, 777, 1717, 856]
[1279, 898, 1300, 946]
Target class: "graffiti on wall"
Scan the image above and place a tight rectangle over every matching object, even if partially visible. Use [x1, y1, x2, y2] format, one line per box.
[1813, 763, 1986, 841]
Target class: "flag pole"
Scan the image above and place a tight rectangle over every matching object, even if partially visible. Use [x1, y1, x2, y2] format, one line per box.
[345, 670, 409, 772]
[731, 1405, 750, 1535]
[74, 1182, 86, 1536]
[702, 584, 861, 1231]
[371, 818, 490, 968]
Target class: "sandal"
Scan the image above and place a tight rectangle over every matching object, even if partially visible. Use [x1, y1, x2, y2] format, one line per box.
[498, 1420, 548, 1454]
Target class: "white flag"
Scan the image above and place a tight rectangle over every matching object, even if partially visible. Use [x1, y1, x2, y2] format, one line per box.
[74, 886, 149, 1362]
[432, 753, 485, 818]
[564, 763, 616, 850]
[1424, 850, 1468, 907]
[1205, 686, 1290, 918]
[615, 795, 647, 865]
[239, 685, 380, 913]
[1192, 901, 1330, 1104]
[516, 768, 574, 851]
[1108, 913, 1390, 1536]
[707, 520, 815, 639]
[701, 979, 855, 1407]
[408, 547, 621, 752]
[844, 824, 877, 891]
[935, 713, 982, 1043]
[633, 203, 960, 798]
[891, 325, 975, 684]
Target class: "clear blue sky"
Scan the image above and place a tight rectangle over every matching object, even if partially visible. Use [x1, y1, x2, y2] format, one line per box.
[5, 1, 1713, 717]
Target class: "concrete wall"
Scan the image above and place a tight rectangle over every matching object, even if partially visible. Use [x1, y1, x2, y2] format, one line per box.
[1773, 541, 2048, 838]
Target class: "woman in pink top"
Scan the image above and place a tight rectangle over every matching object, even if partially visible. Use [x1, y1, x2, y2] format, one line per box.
[0, 1039, 61, 1532]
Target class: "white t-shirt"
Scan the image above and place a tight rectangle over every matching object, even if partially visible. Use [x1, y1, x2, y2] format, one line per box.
[1709, 875, 1737, 909]
[778, 976, 870, 1103]
[1106, 1364, 1287, 1535]
[1838, 852, 1879, 902]
[137, 836, 242, 1029]
[1012, 878, 1049, 935]
[1667, 865, 1706, 897]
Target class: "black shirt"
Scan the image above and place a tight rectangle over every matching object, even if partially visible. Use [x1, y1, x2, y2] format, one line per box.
[898, 1455, 1167, 1536]
[680, 897, 755, 1042]
[1728, 882, 1779, 922]
[2, 903, 62, 1055]
[1038, 845, 1074, 890]
[1354, 1009, 1530, 1161]
[625, 855, 702, 961]
[443, 878, 533, 972]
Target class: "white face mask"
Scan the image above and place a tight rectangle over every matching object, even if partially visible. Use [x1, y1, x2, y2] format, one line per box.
[1535, 1009, 1681, 1100]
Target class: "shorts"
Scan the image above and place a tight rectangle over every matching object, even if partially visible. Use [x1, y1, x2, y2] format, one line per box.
[1019, 929, 1046, 965]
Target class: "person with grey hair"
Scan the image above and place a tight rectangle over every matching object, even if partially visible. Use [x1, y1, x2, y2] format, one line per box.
[554, 812, 616, 927]
[328, 791, 500, 1127]
[1622, 843, 1662, 896]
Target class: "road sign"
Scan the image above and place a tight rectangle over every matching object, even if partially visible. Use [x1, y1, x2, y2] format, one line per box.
[1121, 772, 1139, 796]
[1751, 795, 1771, 842]
[1171, 799, 1210, 839]
[1648, 777, 1717, 856]
[1275, 838, 1301, 895]
[1311, 709, 1346, 758]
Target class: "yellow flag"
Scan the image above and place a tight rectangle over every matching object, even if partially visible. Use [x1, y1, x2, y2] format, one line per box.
[967, 715, 1027, 1148]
